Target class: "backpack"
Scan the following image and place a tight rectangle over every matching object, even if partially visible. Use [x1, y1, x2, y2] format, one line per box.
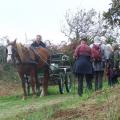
[91, 44, 102, 61]
[78, 44, 90, 56]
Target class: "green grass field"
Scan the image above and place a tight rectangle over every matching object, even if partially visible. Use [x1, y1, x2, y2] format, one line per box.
[0, 65, 120, 120]
[0, 80, 120, 120]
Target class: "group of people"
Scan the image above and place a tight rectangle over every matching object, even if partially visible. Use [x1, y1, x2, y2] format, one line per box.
[73, 36, 120, 96]
[31, 34, 120, 96]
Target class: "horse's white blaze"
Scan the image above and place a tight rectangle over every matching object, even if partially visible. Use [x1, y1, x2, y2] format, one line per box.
[7, 46, 12, 62]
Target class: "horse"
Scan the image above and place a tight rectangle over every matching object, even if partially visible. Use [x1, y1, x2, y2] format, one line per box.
[6, 39, 50, 99]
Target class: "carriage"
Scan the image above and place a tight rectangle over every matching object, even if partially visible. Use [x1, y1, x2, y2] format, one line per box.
[6, 40, 73, 97]
[49, 53, 73, 94]
[24, 52, 73, 95]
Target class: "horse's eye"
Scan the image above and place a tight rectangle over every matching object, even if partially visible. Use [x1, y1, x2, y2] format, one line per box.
[6, 48, 8, 54]
[12, 48, 15, 52]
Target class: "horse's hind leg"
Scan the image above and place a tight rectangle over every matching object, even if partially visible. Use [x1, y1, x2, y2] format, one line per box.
[35, 70, 40, 96]
[24, 74, 30, 96]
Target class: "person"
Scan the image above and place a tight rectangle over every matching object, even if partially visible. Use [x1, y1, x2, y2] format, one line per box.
[100, 36, 113, 86]
[31, 35, 46, 48]
[100, 36, 113, 61]
[73, 37, 93, 96]
[108, 43, 120, 86]
[90, 36, 105, 91]
[30, 35, 46, 63]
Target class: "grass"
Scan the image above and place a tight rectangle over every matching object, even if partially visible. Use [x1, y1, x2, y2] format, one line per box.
[0, 83, 94, 120]
[0, 84, 107, 119]
[0, 67, 120, 120]
[0, 86, 65, 119]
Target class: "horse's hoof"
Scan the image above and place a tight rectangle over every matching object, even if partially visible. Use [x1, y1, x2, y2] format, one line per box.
[40, 93, 47, 97]
[22, 96, 27, 100]
[36, 93, 40, 96]
[40, 93, 44, 97]
[40, 95, 43, 97]
[32, 94, 36, 98]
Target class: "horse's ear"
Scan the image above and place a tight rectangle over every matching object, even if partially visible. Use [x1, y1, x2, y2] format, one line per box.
[7, 39, 10, 44]
[13, 38, 17, 44]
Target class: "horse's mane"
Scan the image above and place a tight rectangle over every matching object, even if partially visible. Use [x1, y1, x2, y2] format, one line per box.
[16, 43, 50, 66]
[16, 43, 34, 62]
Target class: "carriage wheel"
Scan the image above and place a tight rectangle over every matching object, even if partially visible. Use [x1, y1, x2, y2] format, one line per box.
[65, 72, 72, 93]
[58, 73, 65, 94]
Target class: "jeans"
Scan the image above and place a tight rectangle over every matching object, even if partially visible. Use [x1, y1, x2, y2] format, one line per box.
[94, 71, 104, 91]
[78, 74, 92, 96]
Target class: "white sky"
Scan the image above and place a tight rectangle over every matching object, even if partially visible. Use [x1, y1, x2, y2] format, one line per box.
[0, 0, 111, 44]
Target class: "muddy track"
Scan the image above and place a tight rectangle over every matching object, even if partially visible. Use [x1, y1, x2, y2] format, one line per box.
[53, 86, 120, 120]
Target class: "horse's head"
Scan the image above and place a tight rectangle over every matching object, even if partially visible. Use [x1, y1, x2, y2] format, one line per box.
[6, 39, 20, 64]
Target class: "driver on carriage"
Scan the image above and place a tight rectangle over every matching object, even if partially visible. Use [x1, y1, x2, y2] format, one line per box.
[31, 35, 46, 48]
[30, 35, 47, 64]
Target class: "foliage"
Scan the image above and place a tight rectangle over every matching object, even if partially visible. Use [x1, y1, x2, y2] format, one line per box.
[0, 64, 19, 82]
[0, 36, 8, 46]
[61, 8, 120, 56]
[103, 0, 120, 26]
[0, 45, 7, 64]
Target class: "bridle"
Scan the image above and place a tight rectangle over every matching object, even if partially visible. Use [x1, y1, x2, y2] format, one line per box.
[7, 45, 21, 65]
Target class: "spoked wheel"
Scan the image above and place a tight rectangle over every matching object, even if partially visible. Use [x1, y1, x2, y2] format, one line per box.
[58, 73, 65, 94]
[65, 72, 72, 93]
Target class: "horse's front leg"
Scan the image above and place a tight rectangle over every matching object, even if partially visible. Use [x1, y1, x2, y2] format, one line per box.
[35, 71, 40, 96]
[19, 72, 27, 100]
[30, 69, 36, 96]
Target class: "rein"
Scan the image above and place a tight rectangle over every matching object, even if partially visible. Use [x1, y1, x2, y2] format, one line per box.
[30, 47, 58, 69]
[30, 47, 50, 65]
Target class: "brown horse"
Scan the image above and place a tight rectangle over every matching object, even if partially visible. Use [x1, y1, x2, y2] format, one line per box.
[7, 39, 50, 99]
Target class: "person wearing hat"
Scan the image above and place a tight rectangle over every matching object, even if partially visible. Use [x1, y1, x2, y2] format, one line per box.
[90, 36, 105, 91]
[100, 36, 113, 86]
[101, 36, 113, 60]
[73, 37, 93, 96]
[31, 35, 46, 48]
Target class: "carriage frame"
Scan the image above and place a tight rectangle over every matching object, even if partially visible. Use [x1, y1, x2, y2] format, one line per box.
[49, 53, 73, 94]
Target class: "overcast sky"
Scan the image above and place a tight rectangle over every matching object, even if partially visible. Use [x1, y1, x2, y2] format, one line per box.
[0, 0, 111, 44]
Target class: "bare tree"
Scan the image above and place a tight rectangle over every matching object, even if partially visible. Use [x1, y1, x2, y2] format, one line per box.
[62, 8, 120, 44]
[61, 9, 97, 42]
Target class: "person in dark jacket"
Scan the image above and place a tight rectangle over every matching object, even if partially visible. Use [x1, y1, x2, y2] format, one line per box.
[30, 35, 46, 63]
[73, 37, 93, 96]
[31, 35, 46, 48]
[108, 43, 120, 86]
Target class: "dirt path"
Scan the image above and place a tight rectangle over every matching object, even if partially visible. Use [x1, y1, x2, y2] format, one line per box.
[53, 86, 120, 120]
